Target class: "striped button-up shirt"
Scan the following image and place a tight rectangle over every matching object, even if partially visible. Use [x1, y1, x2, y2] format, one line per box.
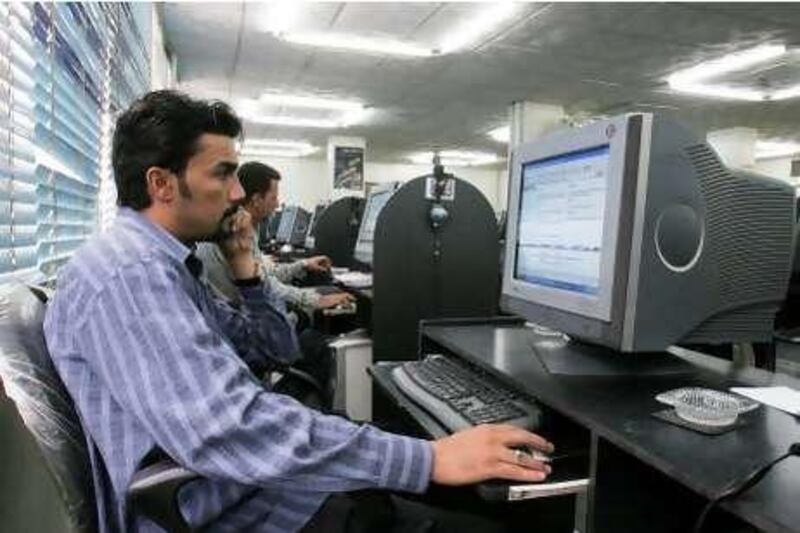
[44, 208, 432, 532]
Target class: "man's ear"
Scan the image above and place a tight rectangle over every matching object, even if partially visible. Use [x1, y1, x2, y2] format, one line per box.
[145, 167, 175, 204]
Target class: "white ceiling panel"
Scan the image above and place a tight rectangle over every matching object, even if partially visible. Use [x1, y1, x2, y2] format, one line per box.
[162, 2, 800, 163]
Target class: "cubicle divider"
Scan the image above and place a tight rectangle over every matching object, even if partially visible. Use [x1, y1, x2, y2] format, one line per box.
[312, 196, 365, 268]
[371, 174, 500, 363]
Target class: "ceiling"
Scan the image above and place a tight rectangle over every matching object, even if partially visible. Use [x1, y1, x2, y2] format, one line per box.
[161, 2, 800, 165]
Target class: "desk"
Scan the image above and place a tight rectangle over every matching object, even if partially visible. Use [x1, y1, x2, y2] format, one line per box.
[395, 322, 799, 532]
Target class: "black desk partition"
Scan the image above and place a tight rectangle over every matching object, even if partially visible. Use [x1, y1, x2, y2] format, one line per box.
[312, 196, 364, 268]
[371, 175, 499, 362]
[416, 322, 800, 533]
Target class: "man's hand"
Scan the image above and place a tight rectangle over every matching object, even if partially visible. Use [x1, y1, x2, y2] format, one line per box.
[318, 292, 355, 309]
[218, 208, 258, 279]
[304, 255, 332, 272]
[431, 424, 554, 485]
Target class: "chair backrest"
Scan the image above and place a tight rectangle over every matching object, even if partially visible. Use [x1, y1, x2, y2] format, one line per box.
[0, 283, 97, 532]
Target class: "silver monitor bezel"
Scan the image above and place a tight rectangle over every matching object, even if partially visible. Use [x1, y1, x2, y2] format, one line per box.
[353, 182, 399, 265]
[502, 115, 635, 322]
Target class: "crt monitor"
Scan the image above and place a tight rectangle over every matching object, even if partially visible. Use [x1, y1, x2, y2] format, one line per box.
[353, 182, 400, 266]
[289, 207, 311, 247]
[305, 203, 327, 249]
[259, 210, 282, 249]
[501, 113, 795, 353]
[277, 205, 311, 247]
[275, 206, 297, 244]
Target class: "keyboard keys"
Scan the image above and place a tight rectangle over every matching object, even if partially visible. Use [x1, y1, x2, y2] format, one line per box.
[391, 354, 542, 432]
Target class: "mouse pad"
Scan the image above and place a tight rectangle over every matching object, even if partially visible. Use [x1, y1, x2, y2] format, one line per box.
[652, 408, 748, 435]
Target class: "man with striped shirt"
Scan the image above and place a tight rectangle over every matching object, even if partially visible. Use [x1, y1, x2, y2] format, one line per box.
[44, 90, 554, 532]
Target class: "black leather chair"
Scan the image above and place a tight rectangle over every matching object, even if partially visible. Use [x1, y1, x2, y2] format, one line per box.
[0, 283, 198, 531]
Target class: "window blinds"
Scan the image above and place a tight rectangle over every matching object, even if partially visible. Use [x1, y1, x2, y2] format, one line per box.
[0, 2, 149, 283]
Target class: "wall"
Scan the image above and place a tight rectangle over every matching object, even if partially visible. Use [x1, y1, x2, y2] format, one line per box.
[259, 156, 505, 211]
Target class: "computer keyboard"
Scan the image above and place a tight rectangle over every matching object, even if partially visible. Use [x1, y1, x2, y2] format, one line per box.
[391, 354, 542, 433]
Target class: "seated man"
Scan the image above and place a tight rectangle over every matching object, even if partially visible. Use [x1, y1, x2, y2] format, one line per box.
[196, 161, 354, 318]
[44, 90, 554, 532]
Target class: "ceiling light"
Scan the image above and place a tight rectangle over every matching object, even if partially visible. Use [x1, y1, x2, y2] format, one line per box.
[241, 147, 317, 159]
[263, 2, 301, 35]
[242, 139, 317, 157]
[283, 32, 433, 58]
[240, 139, 318, 158]
[488, 125, 510, 143]
[772, 83, 800, 101]
[236, 94, 369, 128]
[670, 83, 765, 101]
[265, 2, 520, 58]
[669, 45, 786, 85]
[667, 44, 795, 101]
[437, 2, 520, 54]
[408, 150, 501, 167]
[258, 93, 364, 112]
[244, 139, 315, 151]
[755, 141, 800, 160]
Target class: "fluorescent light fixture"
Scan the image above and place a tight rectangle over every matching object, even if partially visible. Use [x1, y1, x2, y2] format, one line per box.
[772, 83, 800, 101]
[241, 148, 317, 159]
[236, 93, 369, 128]
[755, 140, 800, 160]
[244, 139, 315, 150]
[437, 2, 520, 54]
[669, 45, 786, 86]
[408, 150, 501, 167]
[283, 32, 433, 57]
[266, 2, 520, 57]
[488, 125, 510, 143]
[670, 83, 765, 101]
[258, 93, 364, 112]
[667, 44, 799, 101]
[263, 2, 301, 35]
[241, 139, 317, 159]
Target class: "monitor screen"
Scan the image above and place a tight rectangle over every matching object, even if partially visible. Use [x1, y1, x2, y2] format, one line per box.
[359, 190, 393, 243]
[277, 206, 296, 242]
[514, 145, 610, 298]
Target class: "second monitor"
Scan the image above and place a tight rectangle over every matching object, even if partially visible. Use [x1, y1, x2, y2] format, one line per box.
[353, 182, 400, 267]
[276, 205, 311, 247]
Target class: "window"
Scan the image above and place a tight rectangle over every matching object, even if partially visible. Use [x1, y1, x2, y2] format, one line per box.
[0, 2, 149, 284]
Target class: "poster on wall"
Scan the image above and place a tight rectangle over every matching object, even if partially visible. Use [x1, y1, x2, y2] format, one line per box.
[333, 146, 364, 190]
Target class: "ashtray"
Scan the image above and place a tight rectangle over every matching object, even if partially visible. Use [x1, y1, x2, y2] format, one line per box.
[657, 388, 760, 428]
[656, 387, 760, 414]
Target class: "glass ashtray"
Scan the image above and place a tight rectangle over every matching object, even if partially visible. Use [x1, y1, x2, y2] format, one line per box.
[656, 387, 760, 413]
[673, 389, 744, 427]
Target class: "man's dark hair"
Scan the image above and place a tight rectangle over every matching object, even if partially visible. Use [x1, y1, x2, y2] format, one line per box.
[238, 161, 282, 203]
[112, 90, 243, 210]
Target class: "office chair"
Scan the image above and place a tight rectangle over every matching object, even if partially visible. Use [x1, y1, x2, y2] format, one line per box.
[0, 283, 199, 532]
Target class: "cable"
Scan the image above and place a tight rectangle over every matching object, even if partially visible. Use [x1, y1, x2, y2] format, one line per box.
[692, 443, 800, 532]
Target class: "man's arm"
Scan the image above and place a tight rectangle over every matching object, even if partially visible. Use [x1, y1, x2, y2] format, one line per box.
[264, 255, 331, 283]
[267, 275, 321, 312]
[77, 264, 433, 494]
[264, 258, 306, 283]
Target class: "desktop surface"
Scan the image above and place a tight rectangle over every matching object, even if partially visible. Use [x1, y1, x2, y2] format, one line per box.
[423, 323, 800, 532]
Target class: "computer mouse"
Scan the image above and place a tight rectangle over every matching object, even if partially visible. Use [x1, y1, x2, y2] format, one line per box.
[513, 445, 552, 463]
